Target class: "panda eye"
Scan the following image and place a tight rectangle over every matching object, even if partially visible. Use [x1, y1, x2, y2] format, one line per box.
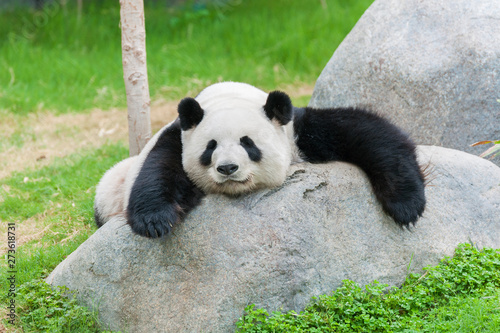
[206, 139, 217, 150]
[200, 139, 217, 166]
[240, 136, 262, 162]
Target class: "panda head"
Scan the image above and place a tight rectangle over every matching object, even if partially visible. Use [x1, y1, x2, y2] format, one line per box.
[178, 82, 294, 195]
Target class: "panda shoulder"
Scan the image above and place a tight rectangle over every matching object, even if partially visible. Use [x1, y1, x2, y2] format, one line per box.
[123, 119, 182, 204]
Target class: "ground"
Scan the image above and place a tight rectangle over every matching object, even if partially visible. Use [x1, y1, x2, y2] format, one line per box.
[0, 85, 313, 180]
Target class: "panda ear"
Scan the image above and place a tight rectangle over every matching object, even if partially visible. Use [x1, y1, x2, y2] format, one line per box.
[178, 97, 204, 130]
[263, 91, 293, 126]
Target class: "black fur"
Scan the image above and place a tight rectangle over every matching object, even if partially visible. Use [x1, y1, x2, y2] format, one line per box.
[126, 119, 205, 238]
[200, 139, 217, 166]
[94, 207, 105, 228]
[178, 97, 204, 130]
[240, 136, 262, 162]
[263, 91, 293, 125]
[293, 106, 426, 227]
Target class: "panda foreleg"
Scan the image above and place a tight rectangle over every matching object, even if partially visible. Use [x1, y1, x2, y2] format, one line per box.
[293, 107, 426, 227]
[127, 120, 205, 238]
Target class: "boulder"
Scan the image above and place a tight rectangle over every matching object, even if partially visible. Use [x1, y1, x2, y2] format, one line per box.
[310, 0, 500, 164]
[46, 146, 500, 332]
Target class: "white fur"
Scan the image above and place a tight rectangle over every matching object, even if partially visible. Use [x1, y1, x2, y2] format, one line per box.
[182, 82, 294, 195]
[286, 120, 303, 164]
[94, 155, 138, 224]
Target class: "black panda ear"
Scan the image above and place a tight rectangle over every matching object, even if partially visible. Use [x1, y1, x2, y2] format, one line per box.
[178, 97, 204, 130]
[263, 91, 293, 126]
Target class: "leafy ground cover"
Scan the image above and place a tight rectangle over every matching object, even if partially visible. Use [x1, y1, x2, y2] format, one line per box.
[237, 244, 500, 332]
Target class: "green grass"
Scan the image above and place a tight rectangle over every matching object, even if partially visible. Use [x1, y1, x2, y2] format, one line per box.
[420, 292, 500, 332]
[0, 143, 128, 225]
[0, 0, 374, 114]
[0, 143, 128, 283]
[1, 143, 128, 332]
[236, 243, 500, 332]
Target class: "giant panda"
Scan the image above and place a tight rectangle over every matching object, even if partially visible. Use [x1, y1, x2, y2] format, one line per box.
[94, 82, 426, 238]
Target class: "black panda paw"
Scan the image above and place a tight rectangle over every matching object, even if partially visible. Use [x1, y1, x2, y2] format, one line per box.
[382, 195, 426, 229]
[127, 203, 182, 238]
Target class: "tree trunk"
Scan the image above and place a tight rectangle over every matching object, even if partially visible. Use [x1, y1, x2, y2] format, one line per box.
[120, 0, 152, 156]
[77, 0, 82, 23]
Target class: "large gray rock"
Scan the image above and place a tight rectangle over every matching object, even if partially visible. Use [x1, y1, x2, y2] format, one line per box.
[310, 0, 500, 163]
[46, 146, 500, 333]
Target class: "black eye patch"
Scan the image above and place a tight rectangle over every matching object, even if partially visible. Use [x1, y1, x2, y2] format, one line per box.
[240, 136, 262, 162]
[200, 139, 217, 166]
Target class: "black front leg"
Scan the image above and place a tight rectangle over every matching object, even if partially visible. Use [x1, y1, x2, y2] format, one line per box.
[293, 107, 426, 227]
[127, 120, 205, 238]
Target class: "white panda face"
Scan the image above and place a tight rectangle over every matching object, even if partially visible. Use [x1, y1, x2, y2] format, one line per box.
[180, 82, 293, 195]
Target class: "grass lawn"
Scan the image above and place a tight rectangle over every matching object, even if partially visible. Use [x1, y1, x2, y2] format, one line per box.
[0, 0, 372, 114]
[1, 0, 499, 332]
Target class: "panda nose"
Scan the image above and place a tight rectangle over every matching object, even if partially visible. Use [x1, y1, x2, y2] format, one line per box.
[217, 164, 239, 175]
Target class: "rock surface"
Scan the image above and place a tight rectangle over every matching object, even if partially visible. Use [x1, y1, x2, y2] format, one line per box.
[310, 0, 500, 163]
[47, 146, 500, 333]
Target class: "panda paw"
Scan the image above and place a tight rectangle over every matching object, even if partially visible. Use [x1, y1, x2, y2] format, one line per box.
[382, 195, 426, 229]
[127, 203, 182, 238]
